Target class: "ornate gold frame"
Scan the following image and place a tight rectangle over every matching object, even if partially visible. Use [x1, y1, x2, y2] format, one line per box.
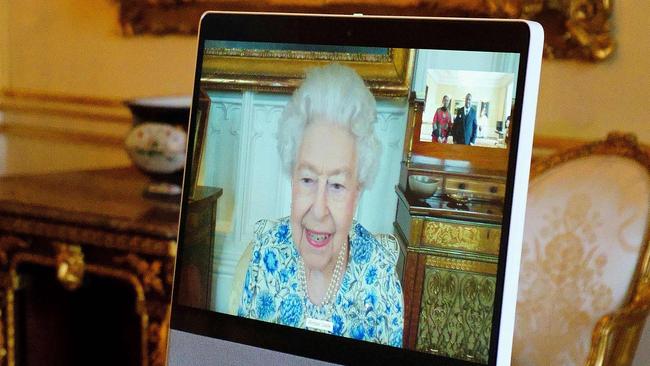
[118, 0, 614, 61]
[200, 46, 414, 97]
[0, 218, 175, 366]
[530, 132, 650, 366]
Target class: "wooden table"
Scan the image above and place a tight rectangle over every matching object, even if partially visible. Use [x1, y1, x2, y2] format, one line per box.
[0, 167, 220, 366]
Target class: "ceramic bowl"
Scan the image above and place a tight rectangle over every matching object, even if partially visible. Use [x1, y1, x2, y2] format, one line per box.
[124, 122, 187, 174]
[408, 175, 440, 198]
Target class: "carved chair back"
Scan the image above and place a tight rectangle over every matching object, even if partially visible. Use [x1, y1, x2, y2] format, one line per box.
[513, 133, 650, 366]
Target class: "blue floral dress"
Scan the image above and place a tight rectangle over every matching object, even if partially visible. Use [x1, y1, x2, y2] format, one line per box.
[237, 217, 404, 347]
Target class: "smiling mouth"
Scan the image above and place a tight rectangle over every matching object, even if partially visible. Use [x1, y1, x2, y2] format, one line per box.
[305, 229, 333, 248]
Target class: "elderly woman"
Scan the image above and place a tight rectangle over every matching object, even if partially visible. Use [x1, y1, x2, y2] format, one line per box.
[236, 64, 404, 347]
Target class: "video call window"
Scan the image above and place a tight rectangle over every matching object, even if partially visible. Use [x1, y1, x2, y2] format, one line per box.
[177, 40, 521, 364]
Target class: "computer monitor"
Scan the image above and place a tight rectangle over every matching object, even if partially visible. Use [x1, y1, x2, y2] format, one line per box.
[170, 12, 543, 365]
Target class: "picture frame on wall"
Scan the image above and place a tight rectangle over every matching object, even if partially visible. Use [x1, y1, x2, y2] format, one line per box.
[118, 0, 615, 62]
[200, 43, 414, 97]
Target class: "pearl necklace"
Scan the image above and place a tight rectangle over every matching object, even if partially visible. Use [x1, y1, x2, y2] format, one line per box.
[299, 239, 347, 307]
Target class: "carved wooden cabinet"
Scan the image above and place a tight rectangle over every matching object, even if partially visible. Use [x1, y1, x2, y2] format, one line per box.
[0, 167, 220, 366]
[397, 83, 509, 364]
[396, 163, 503, 364]
[176, 186, 222, 309]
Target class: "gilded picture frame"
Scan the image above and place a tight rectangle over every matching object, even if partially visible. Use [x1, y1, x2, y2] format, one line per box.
[118, 0, 615, 62]
[200, 45, 414, 97]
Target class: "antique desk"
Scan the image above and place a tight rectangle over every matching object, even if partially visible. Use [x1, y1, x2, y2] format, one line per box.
[394, 94, 509, 363]
[0, 167, 220, 366]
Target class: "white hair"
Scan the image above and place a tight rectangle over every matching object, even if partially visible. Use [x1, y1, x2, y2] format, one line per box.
[277, 64, 381, 189]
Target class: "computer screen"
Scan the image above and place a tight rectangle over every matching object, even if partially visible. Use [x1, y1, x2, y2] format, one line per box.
[171, 13, 542, 366]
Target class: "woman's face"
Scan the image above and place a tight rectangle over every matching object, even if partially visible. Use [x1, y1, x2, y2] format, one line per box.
[290, 121, 360, 274]
[441, 96, 449, 108]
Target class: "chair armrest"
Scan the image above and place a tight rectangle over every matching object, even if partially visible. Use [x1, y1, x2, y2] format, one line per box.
[227, 241, 255, 315]
[586, 283, 650, 366]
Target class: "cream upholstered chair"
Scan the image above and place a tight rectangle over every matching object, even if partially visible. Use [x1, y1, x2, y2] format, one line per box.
[228, 240, 254, 315]
[513, 133, 650, 366]
[227, 230, 400, 315]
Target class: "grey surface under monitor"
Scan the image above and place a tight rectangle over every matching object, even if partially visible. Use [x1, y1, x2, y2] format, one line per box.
[168, 329, 338, 366]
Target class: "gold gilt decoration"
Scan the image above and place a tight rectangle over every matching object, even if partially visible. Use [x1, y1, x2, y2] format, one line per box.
[149, 309, 171, 366]
[426, 256, 498, 276]
[114, 254, 164, 296]
[409, 217, 425, 248]
[164, 261, 175, 287]
[205, 47, 391, 63]
[416, 266, 496, 363]
[0, 215, 177, 257]
[520, 0, 615, 60]
[201, 47, 414, 97]
[588, 282, 650, 366]
[55, 243, 85, 291]
[148, 322, 164, 366]
[0, 237, 29, 266]
[0, 303, 5, 364]
[531, 133, 650, 178]
[118, 1, 613, 61]
[421, 220, 501, 256]
[5, 288, 15, 366]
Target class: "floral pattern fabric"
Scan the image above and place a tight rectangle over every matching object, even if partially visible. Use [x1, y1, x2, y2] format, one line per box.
[237, 217, 404, 347]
